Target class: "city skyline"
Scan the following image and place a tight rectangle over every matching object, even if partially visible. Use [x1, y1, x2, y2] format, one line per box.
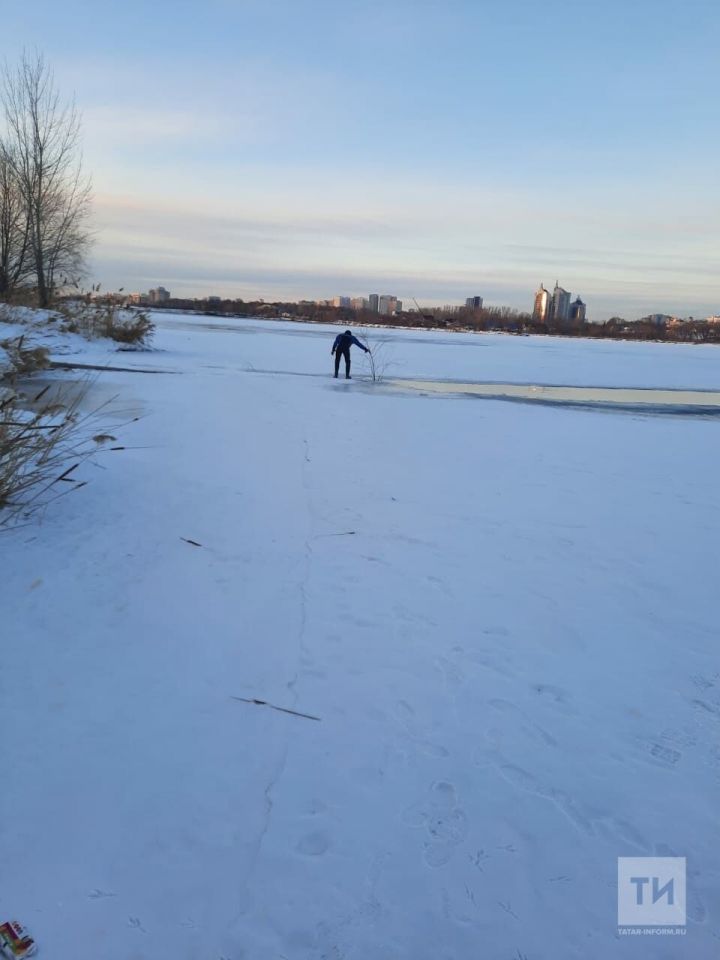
[119, 281, 720, 325]
[533, 283, 586, 324]
[1, 1, 719, 321]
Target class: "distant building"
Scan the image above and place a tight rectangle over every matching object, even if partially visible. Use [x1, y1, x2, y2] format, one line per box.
[351, 297, 368, 311]
[378, 295, 399, 315]
[465, 296, 484, 310]
[149, 286, 170, 303]
[570, 297, 586, 322]
[533, 283, 551, 322]
[332, 296, 351, 308]
[548, 282, 571, 322]
[368, 294, 379, 313]
[640, 313, 672, 327]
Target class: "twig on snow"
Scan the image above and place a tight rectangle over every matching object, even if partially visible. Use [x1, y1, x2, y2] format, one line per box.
[230, 696, 321, 722]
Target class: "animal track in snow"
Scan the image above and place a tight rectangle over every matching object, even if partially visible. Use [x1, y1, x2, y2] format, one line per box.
[497, 900, 519, 920]
[395, 699, 415, 720]
[469, 849, 490, 871]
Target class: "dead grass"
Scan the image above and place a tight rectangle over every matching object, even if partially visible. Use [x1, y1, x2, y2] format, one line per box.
[0, 334, 51, 378]
[0, 305, 140, 525]
[0, 287, 41, 308]
[107, 310, 154, 345]
[58, 302, 155, 346]
[0, 379, 113, 526]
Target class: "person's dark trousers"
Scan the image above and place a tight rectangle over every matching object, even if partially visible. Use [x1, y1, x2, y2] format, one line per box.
[334, 347, 351, 378]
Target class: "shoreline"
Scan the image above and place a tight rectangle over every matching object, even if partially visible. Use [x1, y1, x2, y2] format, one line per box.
[145, 306, 720, 350]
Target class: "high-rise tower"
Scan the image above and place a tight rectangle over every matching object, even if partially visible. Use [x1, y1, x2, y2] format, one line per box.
[570, 297, 586, 322]
[533, 283, 550, 322]
[549, 282, 571, 322]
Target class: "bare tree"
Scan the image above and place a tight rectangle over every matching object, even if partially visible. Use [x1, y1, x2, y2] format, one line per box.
[1, 53, 91, 306]
[360, 334, 396, 382]
[0, 143, 31, 297]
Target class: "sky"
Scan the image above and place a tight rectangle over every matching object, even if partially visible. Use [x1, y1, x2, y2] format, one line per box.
[2, 0, 719, 319]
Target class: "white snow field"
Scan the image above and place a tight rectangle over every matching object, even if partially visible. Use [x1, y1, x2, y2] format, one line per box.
[2, 314, 719, 960]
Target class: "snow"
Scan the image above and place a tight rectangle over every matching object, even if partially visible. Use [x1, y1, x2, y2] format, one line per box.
[0, 305, 126, 379]
[1, 312, 719, 959]
[159, 312, 720, 389]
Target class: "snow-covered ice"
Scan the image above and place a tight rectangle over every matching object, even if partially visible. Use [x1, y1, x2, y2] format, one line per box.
[1, 313, 718, 959]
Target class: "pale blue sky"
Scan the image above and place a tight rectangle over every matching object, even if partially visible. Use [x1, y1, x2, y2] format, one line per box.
[3, 0, 719, 318]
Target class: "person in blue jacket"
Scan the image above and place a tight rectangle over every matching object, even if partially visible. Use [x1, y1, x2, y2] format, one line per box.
[331, 329, 369, 379]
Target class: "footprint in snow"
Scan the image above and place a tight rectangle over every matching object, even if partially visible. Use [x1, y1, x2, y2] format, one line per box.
[488, 698, 557, 748]
[403, 781, 468, 867]
[296, 830, 331, 856]
[654, 842, 707, 923]
[434, 655, 464, 692]
[495, 761, 594, 836]
[393, 700, 449, 758]
[531, 683, 575, 712]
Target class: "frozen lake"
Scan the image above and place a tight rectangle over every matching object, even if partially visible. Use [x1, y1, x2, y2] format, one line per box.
[2, 312, 718, 960]
[155, 311, 720, 390]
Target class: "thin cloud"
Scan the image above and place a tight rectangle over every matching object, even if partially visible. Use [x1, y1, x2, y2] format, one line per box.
[84, 106, 222, 143]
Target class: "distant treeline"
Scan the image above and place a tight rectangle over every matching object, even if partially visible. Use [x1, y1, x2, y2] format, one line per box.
[133, 298, 720, 344]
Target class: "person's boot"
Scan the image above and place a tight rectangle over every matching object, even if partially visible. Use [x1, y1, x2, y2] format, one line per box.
[334, 373, 338, 378]
[346, 374, 351, 379]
